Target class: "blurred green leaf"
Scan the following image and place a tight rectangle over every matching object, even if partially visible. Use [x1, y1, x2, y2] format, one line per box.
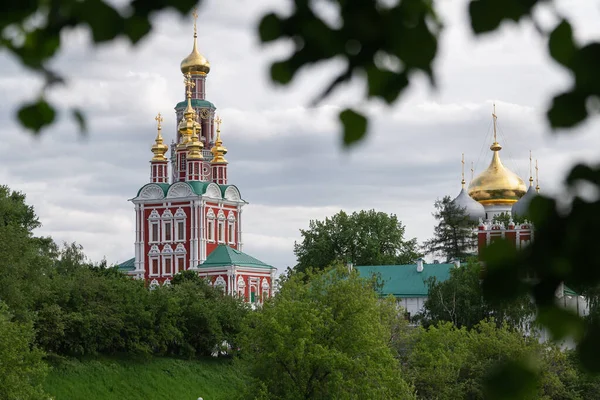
[366, 67, 409, 104]
[270, 60, 294, 85]
[124, 16, 152, 44]
[481, 239, 526, 303]
[537, 305, 584, 342]
[72, 108, 87, 135]
[78, 0, 125, 43]
[547, 91, 588, 128]
[258, 13, 282, 43]
[469, 0, 537, 34]
[549, 20, 577, 68]
[578, 322, 600, 372]
[339, 109, 367, 147]
[17, 99, 56, 134]
[484, 358, 539, 400]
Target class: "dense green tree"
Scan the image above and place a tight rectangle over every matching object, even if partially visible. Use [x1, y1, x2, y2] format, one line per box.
[419, 261, 535, 330]
[422, 196, 477, 263]
[402, 320, 582, 400]
[239, 265, 416, 399]
[0, 302, 48, 400]
[492, 212, 527, 226]
[293, 209, 420, 274]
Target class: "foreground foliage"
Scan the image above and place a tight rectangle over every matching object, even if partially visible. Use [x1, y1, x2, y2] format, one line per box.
[44, 356, 245, 400]
[0, 185, 248, 360]
[239, 265, 416, 399]
[0, 302, 48, 400]
[401, 321, 583, 400]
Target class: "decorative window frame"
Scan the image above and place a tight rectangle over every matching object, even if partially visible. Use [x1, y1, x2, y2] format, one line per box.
[174, 245, 186, 273]
[227, 211, 236, 244]
[218, 220, 225, 243]
[237, 276, 246, 298]
[261, 278, 270, 302]
[149, 279, 160, 290]
[162, 245, 174, 276]
[162, 209, 174, 243]
[174, 208, 187, 242]
[148, 245, 160, 277]
[214, 276, 226, 293]
[148, 209, 160, 244]
[206, 208, 216, 242]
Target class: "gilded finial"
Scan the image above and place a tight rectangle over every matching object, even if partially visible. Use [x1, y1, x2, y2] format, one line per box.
[184, 72, 195, 99]
[180, 7, 210, 75]
[211, 115, 228, 163]
[490, 103, 502, 151]
[151, 112, 168, 162]
[470, 161, 474, 183]
[186, 122, 204, 160]
[535, 159, 540, 193]
[192, 7, 198, 38]
[461, 153, 466, 188]
[529, 150, 534, 187]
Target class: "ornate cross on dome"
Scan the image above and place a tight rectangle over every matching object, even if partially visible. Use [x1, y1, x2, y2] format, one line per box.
[461, 153, 465, 188]
[529, 150, 534, 186]
[192, 7, 198, 37]
[184, 72, 195, 99]
[492, 103, 498, 143]
[470, 162, 474, 183]
[155, 112, 163, 130]
[535, 159, 540, 192]
[215, 115, 222, 133]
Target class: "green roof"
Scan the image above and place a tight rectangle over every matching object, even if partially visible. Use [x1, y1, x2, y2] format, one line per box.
[198, 245, 275, 269]
[117, 257, 135, 272]
[355, 263, 455, 297]
[564, 285, 579, 296]
[175, 99, 216, 110]
[136, 183, 170, 198]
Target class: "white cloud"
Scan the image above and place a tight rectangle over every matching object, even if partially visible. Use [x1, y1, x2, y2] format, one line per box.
[1, 0, 599, 270]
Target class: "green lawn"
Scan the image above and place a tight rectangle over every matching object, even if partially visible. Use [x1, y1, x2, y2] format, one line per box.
[44, 356, 247, 400]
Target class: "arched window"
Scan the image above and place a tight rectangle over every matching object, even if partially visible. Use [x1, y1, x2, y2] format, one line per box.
[207, 208, 216, 242]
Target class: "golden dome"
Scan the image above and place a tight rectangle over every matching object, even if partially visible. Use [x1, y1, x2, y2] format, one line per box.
[468, 106, 526, 205]
[468, 142, 526, 204]
[180, 10, 210, 75]
[186, 124, 204, 160]
[211, 115, 227, 164]
[178, 74, 201, 147]
[151, 113, 168, 162]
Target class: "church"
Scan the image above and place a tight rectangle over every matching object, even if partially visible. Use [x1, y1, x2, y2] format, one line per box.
[117, 13, 276, 304]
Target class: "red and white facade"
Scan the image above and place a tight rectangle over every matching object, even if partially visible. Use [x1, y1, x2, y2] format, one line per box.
[476, 219, 533, 257]
[123, 37, 276, 303]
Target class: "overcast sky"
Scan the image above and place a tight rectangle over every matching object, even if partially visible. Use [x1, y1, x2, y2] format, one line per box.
[1, 0, 599, 270]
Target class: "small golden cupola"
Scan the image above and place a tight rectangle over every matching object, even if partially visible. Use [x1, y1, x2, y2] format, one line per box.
[211, 115, 228, 164]
[180, 8, 210, 75]
[186, 118, 204, 160]
[151, 112, 169, 162]
[468, 105, 526, 205]
[178, 73, 201, 146]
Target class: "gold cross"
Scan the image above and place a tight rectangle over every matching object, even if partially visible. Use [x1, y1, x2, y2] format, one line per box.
[184, 72, 195, 98]
[492, 103, 498, 143]
[192, 7, 198, 37]
[155, 112, 163, 130]
[461, 153, 465, 186]
[215, 115, 222, 132]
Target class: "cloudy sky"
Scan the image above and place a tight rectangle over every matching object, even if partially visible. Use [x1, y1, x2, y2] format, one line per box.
[1, 0, 599, 270]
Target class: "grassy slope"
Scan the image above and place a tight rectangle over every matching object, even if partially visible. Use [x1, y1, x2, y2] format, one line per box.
[44, 356, 246, 400]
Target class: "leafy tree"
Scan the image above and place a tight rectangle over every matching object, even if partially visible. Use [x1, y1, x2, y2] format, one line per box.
[422, 196, 477, 263]
[0, 302, 48, 400]
[402, 320, 582, 400]
[492, 212, 527, 226]
[239, 265, 416, 399]
[293, 209, 420, 274]
[419, 261, 535, 330]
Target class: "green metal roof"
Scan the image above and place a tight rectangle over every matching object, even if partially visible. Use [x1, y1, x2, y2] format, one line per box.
[117, 257, 135, 272]
[355, 263, 455, 297]
[198, 245, 275, 269]
[564, 285, 579, 296]
[175, 99, 216, 110]
[136, 183, 170, 198]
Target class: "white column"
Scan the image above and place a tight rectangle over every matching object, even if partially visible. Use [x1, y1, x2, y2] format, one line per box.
[134, 203, 140, 271]
[199, 201, 206, 263]
[237, 205, 243, 251]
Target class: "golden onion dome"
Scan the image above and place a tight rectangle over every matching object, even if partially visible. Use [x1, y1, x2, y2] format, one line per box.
[180, 11, 210, 75]
[151, 113, 168, 162]
[186, 124, 204, 160]
[468, 141, 526, 205]
[210, 115, 227, 164]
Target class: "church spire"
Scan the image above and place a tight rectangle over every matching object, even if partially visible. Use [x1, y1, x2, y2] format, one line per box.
[461, 153, 466, 189]
[150, 112, 169, 184]
[211, 115, 228, 185]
